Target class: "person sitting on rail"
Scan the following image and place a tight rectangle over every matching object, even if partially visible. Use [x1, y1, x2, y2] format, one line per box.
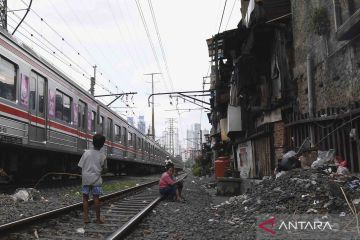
[159, 162, 183, 202]
[78, 133, 107, 224]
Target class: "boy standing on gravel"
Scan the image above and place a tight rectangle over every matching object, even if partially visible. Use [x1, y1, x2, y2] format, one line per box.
[78, 133, 107, 224]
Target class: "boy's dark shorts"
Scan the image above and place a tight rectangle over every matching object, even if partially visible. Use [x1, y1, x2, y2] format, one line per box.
[159, 185, 176, 200]
[82, 185, 103, 197]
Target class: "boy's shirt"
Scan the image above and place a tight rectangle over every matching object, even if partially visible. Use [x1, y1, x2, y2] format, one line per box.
[78, 149, 106, 186]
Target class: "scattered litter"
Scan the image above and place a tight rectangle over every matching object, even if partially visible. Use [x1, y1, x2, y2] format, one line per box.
[76, 228, 85, 234]
[337, 166, 349, 175]
[12, 190, 30, 202]
[19, 214, 23, 217]
[143, 229, 152, 235]
[34, 229, 39, 239]
[174, 209, 180, 212]
[306, 208, 318, 213]
[191, 180, 196, 184]
[339, 212, 346, 217]
[353, 199, 360, 205]
[311, 181, 317, 185]
[208, 219, 214, 222]
[163, 203, 168, 206]
[347, 179, 360, 191]
[301, 194, 310, 198]
[323, 200, 334, 208]
[136, 183, 140, 186]
[276, 171, 287, 179]
[225, 201, 230, 205]
[152, 210, 156, 214]
[311, 149, 335, 169]
[227, 220, 235, 225]
[313, 200, 320, 205]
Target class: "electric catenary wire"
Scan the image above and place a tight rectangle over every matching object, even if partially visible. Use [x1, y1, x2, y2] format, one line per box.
[218, 0, 228, 34]
[134, 0, 169, 91]
[147, 0, 174, 91]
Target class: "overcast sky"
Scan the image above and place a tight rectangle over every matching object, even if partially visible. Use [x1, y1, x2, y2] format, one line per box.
[7, 0, 241, 150]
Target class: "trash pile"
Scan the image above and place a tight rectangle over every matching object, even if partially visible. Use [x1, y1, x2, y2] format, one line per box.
[221, 168, 360, 218]
[11, 188, 42, 202]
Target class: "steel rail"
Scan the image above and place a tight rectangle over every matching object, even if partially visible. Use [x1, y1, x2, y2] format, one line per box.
[0, 179, 159, 233]
[107, 173, 187, 240]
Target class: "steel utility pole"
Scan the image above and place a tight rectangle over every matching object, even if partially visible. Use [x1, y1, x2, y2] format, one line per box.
[90, 65, 97, 96]
[145, 72, 161, 139]
[0, 0, 7, 30]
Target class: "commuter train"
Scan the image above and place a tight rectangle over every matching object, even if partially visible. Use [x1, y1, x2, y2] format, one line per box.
[0, 29, 180, 179]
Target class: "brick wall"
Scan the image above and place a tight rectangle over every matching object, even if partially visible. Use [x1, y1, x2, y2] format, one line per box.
[273, 121, 285, 161]
[291, 0, 360, 114]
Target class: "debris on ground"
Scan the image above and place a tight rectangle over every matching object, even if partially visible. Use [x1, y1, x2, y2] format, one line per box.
[217, 169, 360, 217]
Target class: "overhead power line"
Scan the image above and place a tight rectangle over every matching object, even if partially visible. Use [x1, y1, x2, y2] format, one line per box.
[225, 0, 237, 30]
[218, 0, 228, 34]
[147, 0, 174, 91]
[134, 0, 169, 91]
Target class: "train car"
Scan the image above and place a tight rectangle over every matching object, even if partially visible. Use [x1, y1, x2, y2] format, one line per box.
[0, 29, 181, 180]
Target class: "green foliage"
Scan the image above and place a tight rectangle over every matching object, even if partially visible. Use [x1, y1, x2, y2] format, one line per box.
[102, 180, 136, 192]
[192, 163, 201, 176]
[310, 7, 330, 36]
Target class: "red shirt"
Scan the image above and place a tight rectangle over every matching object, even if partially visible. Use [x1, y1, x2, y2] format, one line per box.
[159, 172, 175, 189]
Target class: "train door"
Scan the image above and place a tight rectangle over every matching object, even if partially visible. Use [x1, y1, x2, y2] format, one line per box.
[28, 72, 47, 143]
[107, 117, 113, 154]
[122, 126, 127, 158]
[77, 100, 87, 151]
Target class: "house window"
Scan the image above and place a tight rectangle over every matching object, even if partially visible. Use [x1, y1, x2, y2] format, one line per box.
[0, 57, 16, 101]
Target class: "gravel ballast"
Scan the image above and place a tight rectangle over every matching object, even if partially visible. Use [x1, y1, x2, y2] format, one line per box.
[126, 174, 243, 240]
[0, 176, 158, 225]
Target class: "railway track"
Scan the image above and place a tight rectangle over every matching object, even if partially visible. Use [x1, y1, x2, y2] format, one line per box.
[0, 174, 186, 240]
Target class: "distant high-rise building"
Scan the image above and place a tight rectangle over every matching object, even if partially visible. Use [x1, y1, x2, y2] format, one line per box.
[127, 117, 134, 126]
[137, 115, 146, 134]
[193, 123, 201, 150]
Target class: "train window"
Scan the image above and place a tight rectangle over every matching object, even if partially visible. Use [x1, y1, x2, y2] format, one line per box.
[91, 111, 96, 132]
[55, 91, 63, 120]
[0, 57, 16, 101]
[128, 132, 132, 146]
[115, 125, 121, 142]
[122, 127, 127, 144]
[107, 118, 113, 138]
[78, 100, 86, 130]
[55, 90, 72, 123]
[99, 116, 104, 134]
[63, 94, 71, 123]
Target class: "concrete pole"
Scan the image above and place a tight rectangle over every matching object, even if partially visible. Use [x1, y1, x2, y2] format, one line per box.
[307, 54, 315, 146]
[145, 73, 161, 139]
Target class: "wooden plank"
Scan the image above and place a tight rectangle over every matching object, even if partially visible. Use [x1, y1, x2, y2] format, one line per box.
[336, 124, 342, 156]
